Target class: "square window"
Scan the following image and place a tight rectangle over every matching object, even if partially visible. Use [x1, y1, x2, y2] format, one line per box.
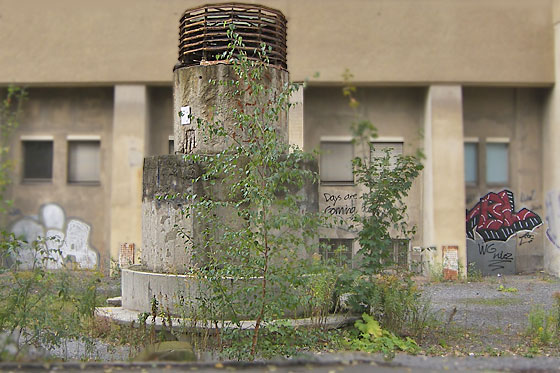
[22, 141, 53, 181]
[392, 239, 409, 269]
[319, 238, 352, 265]
[486, 142, 508, 184]
[68, 141, 100, 183]
[464, 142, 478, 184]
[370, 142, 403, 170]
[320, 142, 353, 183]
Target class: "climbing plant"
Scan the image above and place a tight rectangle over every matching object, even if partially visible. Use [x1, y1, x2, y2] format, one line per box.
[0, 86, 26, 215]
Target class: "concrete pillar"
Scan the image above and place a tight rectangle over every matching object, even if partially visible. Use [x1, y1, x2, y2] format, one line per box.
[542, 12, 560, 276]
[423, 85, 467, 276]
[109, 85, 148, 265]
[288, 84, 304, 149]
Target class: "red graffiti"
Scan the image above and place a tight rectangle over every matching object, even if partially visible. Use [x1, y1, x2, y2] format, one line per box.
[466, 190, 542, 242]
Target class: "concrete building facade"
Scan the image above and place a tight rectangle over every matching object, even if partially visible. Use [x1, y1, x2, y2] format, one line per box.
[2, 0, 560, 276]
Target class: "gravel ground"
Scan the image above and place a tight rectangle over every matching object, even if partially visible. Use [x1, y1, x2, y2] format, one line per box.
[419, 273, 560, 354]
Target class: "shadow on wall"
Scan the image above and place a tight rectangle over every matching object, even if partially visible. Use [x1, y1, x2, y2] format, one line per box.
[10, 203, 98, 269]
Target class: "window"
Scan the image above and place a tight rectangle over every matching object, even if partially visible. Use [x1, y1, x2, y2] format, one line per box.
[22, 140, 53, 181]
[392, 239, 409, 269]
[370, 142, 403, 170]
[463, 139, 509, 186]
[168, 139, 174, 154]
[319, 238, 352, 265]
[464, 142, 478, 184]
[68, 141, 100, 183]
[320, 141, 353, 184]
[486, 142, 508, 184]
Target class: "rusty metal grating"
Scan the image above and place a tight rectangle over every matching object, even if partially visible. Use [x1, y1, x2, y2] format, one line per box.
[177, 3, 287, 70]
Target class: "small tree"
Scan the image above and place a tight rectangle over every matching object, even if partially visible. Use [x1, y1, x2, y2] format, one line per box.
[183, 26, 324, 358]
[340, 72, 423, 276]
[338, 73, 424, 324]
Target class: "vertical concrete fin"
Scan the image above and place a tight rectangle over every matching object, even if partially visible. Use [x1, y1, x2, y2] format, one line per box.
[109, 85, 148, 264]
[423, 85, 467, 275]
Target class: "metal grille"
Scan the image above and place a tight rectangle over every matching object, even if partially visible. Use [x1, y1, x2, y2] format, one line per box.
[177, 3, 287, 69]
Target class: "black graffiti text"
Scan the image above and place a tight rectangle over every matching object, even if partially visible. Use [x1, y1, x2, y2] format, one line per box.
[476, 241, 514, 271]
[520, 190, 536, 203]
[324, 205, 356, 216]
[519, 232, 535, 246]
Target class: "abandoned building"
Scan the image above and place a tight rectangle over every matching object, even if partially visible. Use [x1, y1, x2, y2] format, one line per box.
[2, 0, 560, 277]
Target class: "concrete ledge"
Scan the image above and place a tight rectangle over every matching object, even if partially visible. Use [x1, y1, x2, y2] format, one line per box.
[96, 306, 359, 332]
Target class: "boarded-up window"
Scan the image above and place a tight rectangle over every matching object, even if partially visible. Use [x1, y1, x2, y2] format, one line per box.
[320, 142, 353, 183]
[23, 141, 53, 181]
[68, 141, 100, 183]
[370, 142, 403, 170]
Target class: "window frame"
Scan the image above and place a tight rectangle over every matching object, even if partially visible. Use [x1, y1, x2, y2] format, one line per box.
[485, 138, 509, 187]
[319, 238, 353, 266]
[319, 137, 354, 185]
[21, 136, 54, 183]
[369, 139, 404, 171]
[66, 135, 101, 185]
[464, 138, 479, 186]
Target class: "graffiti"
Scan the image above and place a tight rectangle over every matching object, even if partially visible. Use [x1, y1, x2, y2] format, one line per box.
[467, 239, 516, 274]
[466, 190, 542, 275]
[546, 190, 560, 249]
[520, 190, 536, 203]
[323, 193, 358, 216]
[10, 203, 98, 269]
[518, 232, 535, 246]
[466, 189, 542, 242]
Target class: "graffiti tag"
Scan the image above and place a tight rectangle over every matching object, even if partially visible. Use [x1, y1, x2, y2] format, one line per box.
[475, 241, 514, 271]
[546, 191, 560, 249]
[466, 189, 542, 242]
[323, 193, 358, 216]
[518, 232, 535, 246]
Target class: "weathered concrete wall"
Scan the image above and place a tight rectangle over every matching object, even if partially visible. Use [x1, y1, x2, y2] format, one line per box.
[173, 64, 289, 154]
[304, 87, 425, 264]
[423, 86, 467, 276]
[141, 155, 201, 272]
[463, 88, 546, 274]
[0, 0, 553, 85]
[109, 85, 147, 269]
[543, 17, 560, 277]
[8, 87, 113, 269]
[147, 86, 174, 156]
[141, 155, 319, 272]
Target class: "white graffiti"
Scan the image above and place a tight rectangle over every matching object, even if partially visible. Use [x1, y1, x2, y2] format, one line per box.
[546, 190, 560, 249]
[10, 203, 98, 269]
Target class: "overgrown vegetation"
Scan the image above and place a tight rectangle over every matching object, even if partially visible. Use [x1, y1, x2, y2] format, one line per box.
[0, 235, 106, 360]
[332, 71, 428, 353]
[181, 25, 329, 358]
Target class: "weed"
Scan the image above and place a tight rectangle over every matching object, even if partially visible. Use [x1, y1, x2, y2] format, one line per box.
[497, 285, 518, 293]
[466, 262, 483, 282]
[526, 306, 556, 346]
[348, 313, 419, 359]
